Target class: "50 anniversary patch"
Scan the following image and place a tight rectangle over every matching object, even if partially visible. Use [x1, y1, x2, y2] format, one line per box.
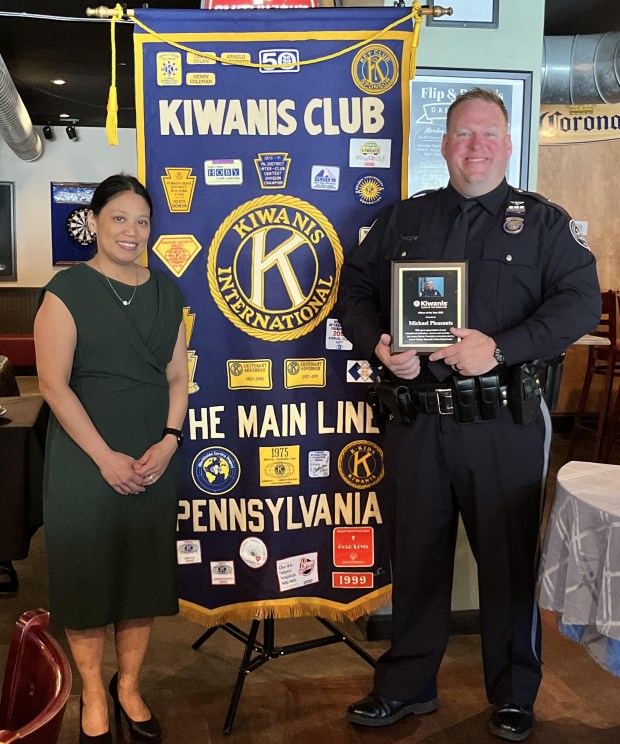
[207, 195, 343, 342]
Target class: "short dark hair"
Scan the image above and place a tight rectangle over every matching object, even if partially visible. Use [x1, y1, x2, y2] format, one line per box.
[446, 88, 509, 130]
[89, 174, 153, 216]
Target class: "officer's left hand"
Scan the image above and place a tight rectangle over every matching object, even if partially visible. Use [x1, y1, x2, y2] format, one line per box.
[428, 327, 497, 376]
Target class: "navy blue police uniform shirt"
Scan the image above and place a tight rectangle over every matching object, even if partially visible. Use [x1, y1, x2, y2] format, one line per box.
[336, 179, 601, 383]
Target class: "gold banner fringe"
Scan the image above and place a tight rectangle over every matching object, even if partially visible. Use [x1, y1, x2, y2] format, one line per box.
[179, 585, 391, 629]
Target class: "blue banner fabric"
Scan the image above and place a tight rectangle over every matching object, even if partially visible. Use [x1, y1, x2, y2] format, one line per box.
[134, 8, 412, 626]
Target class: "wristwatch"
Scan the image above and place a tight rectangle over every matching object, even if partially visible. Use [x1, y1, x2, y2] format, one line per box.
[493, 346, 506, 366]
[162, 427, 184, 448]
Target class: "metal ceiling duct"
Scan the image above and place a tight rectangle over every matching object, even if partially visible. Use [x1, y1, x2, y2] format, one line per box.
[542, 32, 620, 104]
[0, 51, 42, 161]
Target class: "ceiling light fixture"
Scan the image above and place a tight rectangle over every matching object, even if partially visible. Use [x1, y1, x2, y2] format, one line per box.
[51, 79, 66, 86]
[42, 124, 54, 140]
[66, 124, 77, 141]
[59, 113, 70, 119]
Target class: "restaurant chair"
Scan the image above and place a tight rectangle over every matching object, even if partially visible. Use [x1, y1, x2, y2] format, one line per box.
[601, 374, 620, 462]
[566, 289, 620, 462]
[0, 609, 72, 744]
[0, 356, 20, 397]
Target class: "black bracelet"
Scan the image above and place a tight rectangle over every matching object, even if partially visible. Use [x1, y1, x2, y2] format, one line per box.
[162, 427, 184, 448]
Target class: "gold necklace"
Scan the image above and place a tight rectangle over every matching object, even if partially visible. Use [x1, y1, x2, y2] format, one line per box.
[98, 264, 139, 306]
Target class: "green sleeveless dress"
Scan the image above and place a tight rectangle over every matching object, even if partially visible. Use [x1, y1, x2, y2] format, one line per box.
[42, 263, 184, 629]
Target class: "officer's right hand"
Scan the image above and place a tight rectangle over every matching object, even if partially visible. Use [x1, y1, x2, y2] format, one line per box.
[375, 333, 420, 380]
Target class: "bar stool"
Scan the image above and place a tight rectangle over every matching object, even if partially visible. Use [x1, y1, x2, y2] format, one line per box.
[566, 289, 620, 462]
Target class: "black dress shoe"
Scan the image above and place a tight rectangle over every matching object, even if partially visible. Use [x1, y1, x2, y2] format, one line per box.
[347, 692, 439, 727]
[109, 672, 161, 742]
[488, 704, 534, 741]
[79, 696, 113, 744]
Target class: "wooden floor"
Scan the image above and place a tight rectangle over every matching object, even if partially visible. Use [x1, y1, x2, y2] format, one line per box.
[2, 378, 620, 743]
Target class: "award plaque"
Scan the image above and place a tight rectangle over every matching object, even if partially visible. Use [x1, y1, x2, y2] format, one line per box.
[391, 261, 468, 352]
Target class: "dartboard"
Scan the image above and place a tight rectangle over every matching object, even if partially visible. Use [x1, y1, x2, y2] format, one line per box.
[66, 207, 95, 246]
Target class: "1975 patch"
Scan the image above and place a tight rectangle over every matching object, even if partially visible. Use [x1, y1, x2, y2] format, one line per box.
[569, 220, 590, 250]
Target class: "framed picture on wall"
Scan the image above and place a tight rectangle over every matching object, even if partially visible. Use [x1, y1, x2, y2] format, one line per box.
[427, 0, 499, 28]
[0, 182, 16, 281]
[408, 68, 532, 196]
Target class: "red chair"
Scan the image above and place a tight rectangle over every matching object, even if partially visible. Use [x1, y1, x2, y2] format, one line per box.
[0, 609, 72, 744]
[567, 290, 620, 462]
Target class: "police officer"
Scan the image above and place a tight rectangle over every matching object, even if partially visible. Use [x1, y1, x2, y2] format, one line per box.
[420, 278, 441, 297]
[337, 88, 600, 741]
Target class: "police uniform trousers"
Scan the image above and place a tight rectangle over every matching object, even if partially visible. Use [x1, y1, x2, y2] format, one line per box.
[373, 404, 550, 706]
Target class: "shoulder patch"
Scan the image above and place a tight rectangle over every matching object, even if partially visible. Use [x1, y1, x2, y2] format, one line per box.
[569, 220, 590, 250]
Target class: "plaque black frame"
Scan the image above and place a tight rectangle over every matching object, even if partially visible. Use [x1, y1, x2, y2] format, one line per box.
[391, 260, 468, 353]
[0, 182, 16, 281]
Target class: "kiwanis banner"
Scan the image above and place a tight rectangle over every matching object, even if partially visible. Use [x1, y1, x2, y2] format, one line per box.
[134, 8, 412, 626]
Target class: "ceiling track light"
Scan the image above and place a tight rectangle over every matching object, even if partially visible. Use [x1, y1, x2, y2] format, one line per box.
[66, 124, 78, 141]
[42, 124, 54, 141]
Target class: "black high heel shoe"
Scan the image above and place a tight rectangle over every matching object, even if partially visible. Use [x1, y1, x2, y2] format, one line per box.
[79, 696, 113, 744]
[108, 672, 161, 742]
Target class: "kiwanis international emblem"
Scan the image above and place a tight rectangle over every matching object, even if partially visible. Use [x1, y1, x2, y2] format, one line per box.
[351, 44, 399, 95]
[207, 195, 343, 341]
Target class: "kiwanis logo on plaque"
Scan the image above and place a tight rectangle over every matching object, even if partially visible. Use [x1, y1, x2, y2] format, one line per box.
[207, 195, 343, 341]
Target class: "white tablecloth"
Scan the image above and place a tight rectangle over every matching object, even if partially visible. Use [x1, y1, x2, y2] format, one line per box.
[538, 461, 620, 675]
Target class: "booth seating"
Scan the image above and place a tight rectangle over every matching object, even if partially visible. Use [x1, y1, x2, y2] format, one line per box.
[0, 609, 72, 744]
[0, 335, 35, 372]
[567, 290, 620, 462]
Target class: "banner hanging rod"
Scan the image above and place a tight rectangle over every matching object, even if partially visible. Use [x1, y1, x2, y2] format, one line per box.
[86, 4, 453, 19]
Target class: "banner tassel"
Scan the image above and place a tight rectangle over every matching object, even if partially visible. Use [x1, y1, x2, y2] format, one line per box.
[106, 4, 122, 146]
[409, 1, 423, 80]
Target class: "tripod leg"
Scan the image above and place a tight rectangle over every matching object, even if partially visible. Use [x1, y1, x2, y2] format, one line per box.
[316, 617, 376, 667]
[224, 618, 261, 734]
[192, 625, 220, 650]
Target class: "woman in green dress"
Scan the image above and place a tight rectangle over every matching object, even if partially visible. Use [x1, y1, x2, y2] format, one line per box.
[34, 175, 188, 744]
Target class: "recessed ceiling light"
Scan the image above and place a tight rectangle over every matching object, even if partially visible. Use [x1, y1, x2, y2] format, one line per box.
[51, 79, 66, 86]
[59, 113, 70, 119]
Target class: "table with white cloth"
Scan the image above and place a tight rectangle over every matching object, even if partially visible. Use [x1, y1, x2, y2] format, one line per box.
[538, 461, 620, 675]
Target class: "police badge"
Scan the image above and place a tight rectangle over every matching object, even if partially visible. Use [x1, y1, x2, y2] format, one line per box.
[503, 200, 525, 234]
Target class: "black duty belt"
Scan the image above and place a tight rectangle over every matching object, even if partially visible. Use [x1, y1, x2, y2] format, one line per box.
[409, 387, 455, 415]
[369, 375, 509, 427]
[367, 357, 565, 430]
